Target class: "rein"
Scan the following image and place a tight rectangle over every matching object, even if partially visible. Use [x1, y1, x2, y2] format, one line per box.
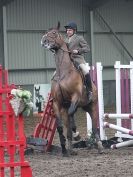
[54, 45, 73, 105]
[60, 48, 71, 54]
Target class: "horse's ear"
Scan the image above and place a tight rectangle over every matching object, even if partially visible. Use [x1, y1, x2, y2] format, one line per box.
[57, 21, 60, 30]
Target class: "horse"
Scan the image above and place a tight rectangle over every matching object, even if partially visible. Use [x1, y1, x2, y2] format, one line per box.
[41, 22, 104, 156]
[35, 86, 44, 113]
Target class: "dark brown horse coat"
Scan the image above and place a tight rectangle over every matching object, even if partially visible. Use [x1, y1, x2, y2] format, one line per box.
[41, 24, 103, 156]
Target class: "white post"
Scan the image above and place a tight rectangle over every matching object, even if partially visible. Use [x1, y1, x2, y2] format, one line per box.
[85, 63, 92, 137]
[96, 62, 106, 140]
[130, 61, 133, 130]
[90, 11, 95, 65]
[114, 61, 122, 137]
[86, 113, 92, 137]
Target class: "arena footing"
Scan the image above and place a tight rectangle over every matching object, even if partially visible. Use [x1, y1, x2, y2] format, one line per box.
[72, 137, 133, 149]
[25, 136, 133, 155]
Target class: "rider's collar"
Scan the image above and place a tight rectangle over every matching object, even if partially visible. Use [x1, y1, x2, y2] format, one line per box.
[68, 34, 76, 43]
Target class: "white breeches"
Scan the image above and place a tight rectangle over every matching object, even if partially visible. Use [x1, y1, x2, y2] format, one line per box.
[79, 63, 90, 75]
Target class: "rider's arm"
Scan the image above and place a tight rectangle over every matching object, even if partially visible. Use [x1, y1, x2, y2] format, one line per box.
[77, 36, 90, 54]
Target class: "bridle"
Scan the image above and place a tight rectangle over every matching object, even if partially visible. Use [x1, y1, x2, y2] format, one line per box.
[44, 31, 71, 53]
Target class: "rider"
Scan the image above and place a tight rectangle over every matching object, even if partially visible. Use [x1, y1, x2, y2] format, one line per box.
[64, 22, 92, 100]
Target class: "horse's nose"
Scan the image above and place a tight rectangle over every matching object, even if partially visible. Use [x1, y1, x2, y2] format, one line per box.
[41, 42, 44, 47]
[41, 40, 45, 47]
[41, 35, 46, 47]
[41, 38, 48, 47]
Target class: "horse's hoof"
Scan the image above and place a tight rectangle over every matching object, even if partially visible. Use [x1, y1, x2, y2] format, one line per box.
[73, 135, 81, 141]
[62, 153, 69, 157]
[62, 150, 69, 157]
[68, 149, 78, 156]
[97, 141, 104, 154]
[70, 151, 78, 156]
[98, 148, 104, 154]
[73, 132, 81, 141]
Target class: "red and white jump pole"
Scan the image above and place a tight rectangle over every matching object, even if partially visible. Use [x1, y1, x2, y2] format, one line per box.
[111, 140, 133, 149]
[104, 122, 133, 136]
[104, 113, 133, 119]
[114, 61, 133, 137]
[104, 122, 133, 149]
[97, 61, 133, 143]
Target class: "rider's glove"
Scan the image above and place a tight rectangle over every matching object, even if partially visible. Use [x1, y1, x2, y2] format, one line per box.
[72, 49, 79, 54]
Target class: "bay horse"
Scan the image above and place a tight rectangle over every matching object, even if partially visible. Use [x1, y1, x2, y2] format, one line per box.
[41, 23, 103, 156]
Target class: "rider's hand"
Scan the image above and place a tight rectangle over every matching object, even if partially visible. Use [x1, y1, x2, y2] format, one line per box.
[73, 49, 79, 54]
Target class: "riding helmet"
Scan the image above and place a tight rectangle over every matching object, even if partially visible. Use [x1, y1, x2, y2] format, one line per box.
[64, 22, 77, 31]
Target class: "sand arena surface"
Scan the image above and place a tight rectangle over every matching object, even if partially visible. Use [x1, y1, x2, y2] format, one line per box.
[27, 147, 133, 177]
[24, 111, 133, 177]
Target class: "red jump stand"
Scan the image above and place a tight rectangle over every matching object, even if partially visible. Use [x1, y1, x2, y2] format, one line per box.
[0, 66, 32, 177]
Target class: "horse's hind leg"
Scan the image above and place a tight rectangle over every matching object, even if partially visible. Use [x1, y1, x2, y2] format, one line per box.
[56, 117, 68, 156]
[86, 102, 104, 154]
[67, 115, 78, 155]
[53, 103, 68, 156]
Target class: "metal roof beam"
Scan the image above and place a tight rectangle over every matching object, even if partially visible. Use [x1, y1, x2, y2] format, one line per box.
[88, 0, 110, 10]
[0, 0, 14, 7]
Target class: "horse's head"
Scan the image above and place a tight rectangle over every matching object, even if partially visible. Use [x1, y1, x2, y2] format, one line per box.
[41, 22, 64, 52]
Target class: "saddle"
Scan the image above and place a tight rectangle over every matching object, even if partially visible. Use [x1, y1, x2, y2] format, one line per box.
[51, 60, 92, 102]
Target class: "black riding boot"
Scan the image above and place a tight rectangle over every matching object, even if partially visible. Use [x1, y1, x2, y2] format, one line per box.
[85, 73, 92, 100]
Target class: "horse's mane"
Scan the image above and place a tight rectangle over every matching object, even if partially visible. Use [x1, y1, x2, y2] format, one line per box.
[57, 21, 60, 30]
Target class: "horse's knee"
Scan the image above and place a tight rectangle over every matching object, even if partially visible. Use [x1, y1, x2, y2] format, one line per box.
[68, 103, 77, 116]
[56, 117, 62, 127]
